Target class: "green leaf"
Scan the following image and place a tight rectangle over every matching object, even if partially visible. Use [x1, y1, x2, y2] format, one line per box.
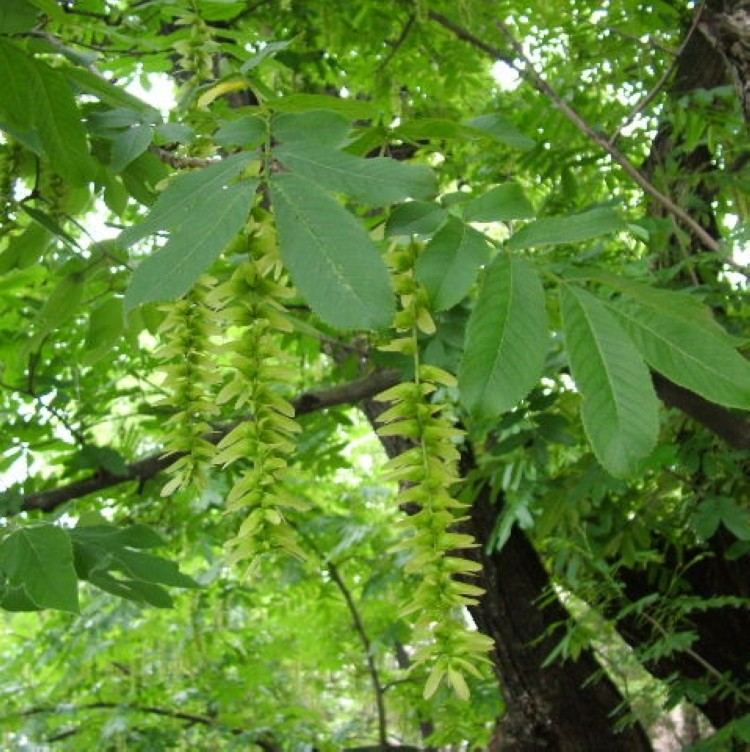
[215, 115, 266, 147]
[270, 171, 394, 330]
[83, 297, 124, 365]
[415, 216, 492, 310]
[0, 39, 36, 130]
[0, 223, 51, 272]
[125, 179, 257, 311]
[385, 201, 447, 237]
[0, 525, 79, 612]
[86, 571, 173, 608]
[64, 67, 157, 115]
[394, 118, 471, 141]
[26, 0, 63, 19]
[119, 151, 255, 246]
[31, 273, 85, 348]
[608, 298, 750, 409]
[459, 254, 548, 416]
[466, 113, 535, 150]
[271, 93, 377, 119]
[72, 523, 165, 550]
[507, 208, 625, 250]
[240, 38, 295, 72]
[155, 122, 195, 144]
[560, 285, 659, 477]
[28, 58, 95, 186]
[21, 204, 80, 249]
[0, 2, 38, 37]
[464, 184, 535, 222]
[275, 142, 436, 205]
[272, 110, 351, 146]
[109, 124, 153, 173]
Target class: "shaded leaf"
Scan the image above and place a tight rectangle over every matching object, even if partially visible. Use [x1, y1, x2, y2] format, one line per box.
[385, 201, 447, 237]
[28, 58, 95, 185]
[0, 39, 35, 129]
[459, 254, 548, 416]
[415, 216, 492, 310]
[215, 115, 266, 147]
[119, 152, 254, 246]
[125, 179, 257, 310]
[464, 184, 535, 222]
[271, 93, 377, 119]
[109, 124, 153, 173]
[270, 171, 394, 330]
[275, 141, 436, 205]
[507, 208, 625, 250]
[560, 285, 659, 477]
[83, 297, 124, 364]
[466, 113, 535, 150]
[0, 525, 79, 612]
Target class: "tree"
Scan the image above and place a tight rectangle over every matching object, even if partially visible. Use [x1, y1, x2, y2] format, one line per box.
[0, 0, 749, 749]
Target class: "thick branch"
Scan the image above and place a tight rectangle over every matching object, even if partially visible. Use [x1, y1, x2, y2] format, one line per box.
[653, 373, 750, 449]
[15, 370, 400, 515]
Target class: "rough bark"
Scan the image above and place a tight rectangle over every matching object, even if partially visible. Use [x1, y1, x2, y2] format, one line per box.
[610, 0, 750, 729]
[467, 486, 653, 751]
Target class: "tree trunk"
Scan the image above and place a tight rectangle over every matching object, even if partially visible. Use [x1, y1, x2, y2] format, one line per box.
[468, 486, 653, 751]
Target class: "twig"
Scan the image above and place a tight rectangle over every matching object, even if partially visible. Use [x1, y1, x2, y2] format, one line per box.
[328, 559, 389, 747]
[602, 26, 679, 57]
[148, 145, 218, 169]
[287, 523, 390, 747]
[1, 702, 283, 750]
[610, 3, 707, 143]
[378, 14, 416, 73]
[427, 11, 724, 255]
[11, 370, 401, 514]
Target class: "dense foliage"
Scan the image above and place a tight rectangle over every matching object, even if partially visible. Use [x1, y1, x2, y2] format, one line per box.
[0, 0, 749, 749]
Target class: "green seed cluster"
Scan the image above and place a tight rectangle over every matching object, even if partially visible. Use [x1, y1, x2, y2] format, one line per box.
[377, 244, 493, 699]
[210, 258, 306, 574]
[157, 277, 221, 496]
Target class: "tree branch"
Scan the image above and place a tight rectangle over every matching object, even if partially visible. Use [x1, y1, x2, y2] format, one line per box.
[148, 145, 218, 169]
[328, 559, 389, 747]
[653, 373, 750, 450]
[428, 11, 726, 256]
[3, 702, 282, 750]
[13, 370, 400, 515]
